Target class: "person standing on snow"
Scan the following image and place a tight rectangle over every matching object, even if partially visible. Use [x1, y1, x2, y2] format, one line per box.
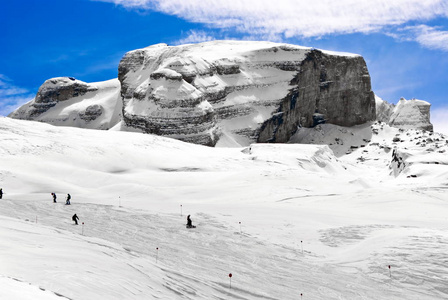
[52, 192, 57, 203]
[72, 214, 79, 225]
[0, 188, 3, 199]
[186, 215, 193, 228]
[66, 194, 71, 205]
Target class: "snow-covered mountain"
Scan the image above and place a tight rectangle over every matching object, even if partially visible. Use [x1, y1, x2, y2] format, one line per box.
[10, 40, 380, 146]
[376, 95, 433, 132]
[0, 116, 447, 299]
[10, 41, 434, 147]
[10, 77, 122, 130]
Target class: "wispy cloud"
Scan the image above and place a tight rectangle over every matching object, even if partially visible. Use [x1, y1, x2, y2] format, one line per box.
[175, 30, 215, 45]
[388, 25, 448, 51]
[411, 25, 448, 52]
[0, 75, 34, 116]
[95, 0, 448, 43]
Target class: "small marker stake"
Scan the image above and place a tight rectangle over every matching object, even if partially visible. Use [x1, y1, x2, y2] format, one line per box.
[82, 222, 84, 235]
[180, 205, 182, 216]
[239, 222, 242, 234]
[228, 273, 232, 289]
[388, 265, 391, 278]
[119, 196, 121, 207]
[301, 293, 303, 299]
[156, 247, 159, 263]
[301, 240, 303, 254]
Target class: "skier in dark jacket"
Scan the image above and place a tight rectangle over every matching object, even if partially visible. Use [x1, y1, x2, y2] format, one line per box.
[0, 188, 3, 199]
[186, 215, 193, 228]
[66, 194, 71, 205]
[52, 192, 57, 203]
[72, 214, 79, 225]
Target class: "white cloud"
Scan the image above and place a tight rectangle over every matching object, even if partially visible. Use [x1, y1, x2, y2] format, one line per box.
[0, 75, 34, 116]
[411, 25, 448, 52]
[96, 0, 448, 39]
[387, 24, 448, 52]
[431, 107, 448, 136]
[175, 30, 215, 45]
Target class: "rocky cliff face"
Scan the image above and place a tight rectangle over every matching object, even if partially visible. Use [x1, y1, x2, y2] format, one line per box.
[257, 49, 375, 143]
[118, 41, 376, 146]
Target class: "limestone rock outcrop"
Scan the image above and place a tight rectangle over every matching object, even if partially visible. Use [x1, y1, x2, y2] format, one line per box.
[9, 78, 122, 130]
[13, 77, 98, 118]
[118, 41, 376, 146]
[257, 49, 375, 143]
[10, 41, 378, 146]
[375, 96, 433, 131]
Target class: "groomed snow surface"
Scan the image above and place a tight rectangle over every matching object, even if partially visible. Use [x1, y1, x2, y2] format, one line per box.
[1, 117, 448, 299]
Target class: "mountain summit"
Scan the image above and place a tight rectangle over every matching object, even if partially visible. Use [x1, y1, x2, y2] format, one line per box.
[10, 41, 432, 146]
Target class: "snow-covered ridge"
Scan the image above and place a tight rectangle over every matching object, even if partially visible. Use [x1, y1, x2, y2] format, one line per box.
[10, 40, 376, 146]
[118, 40, 375, 146]
[9, 78, 122, 130]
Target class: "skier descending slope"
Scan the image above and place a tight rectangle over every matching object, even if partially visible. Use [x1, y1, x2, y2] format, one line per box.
[51, 193, 57, 203]
[72, 214, 79, 225]
[186, 215, 196, 229]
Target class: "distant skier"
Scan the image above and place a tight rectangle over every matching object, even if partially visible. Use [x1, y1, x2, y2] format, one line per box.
[51, 192, 57, 203]
[66, 194, 71, 205]
[72, 214, 79, 225]
[186, 215, 195, 228]
[0, 188, 3, 199]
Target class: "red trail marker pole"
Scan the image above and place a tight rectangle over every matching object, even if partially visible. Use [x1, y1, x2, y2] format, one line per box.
[82, 222, 84, 235]
[229, 273, 232, 289]
[301, 293, 303, 299]
[388, 265, 391, 278]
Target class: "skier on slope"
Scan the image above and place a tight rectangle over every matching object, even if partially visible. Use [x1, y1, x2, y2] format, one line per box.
[186, 215, 195, 228]
[72, 213, 79, 225]
[52, 192, 57, 203]
[66, 194, 71, 205]
[0, 188, 3, 199]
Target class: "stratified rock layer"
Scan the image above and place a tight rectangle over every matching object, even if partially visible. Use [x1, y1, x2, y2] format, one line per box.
[258, 49, 375, 143]
[9, 41, 379, 146]
[118, 41, 376, 146]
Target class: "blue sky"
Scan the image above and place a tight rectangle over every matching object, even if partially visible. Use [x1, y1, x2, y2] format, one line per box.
[1, 0, 448, 132]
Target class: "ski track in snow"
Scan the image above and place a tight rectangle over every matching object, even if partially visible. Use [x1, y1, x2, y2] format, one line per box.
[2, 197, 448, 299]
[1, 118, 448, 299]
